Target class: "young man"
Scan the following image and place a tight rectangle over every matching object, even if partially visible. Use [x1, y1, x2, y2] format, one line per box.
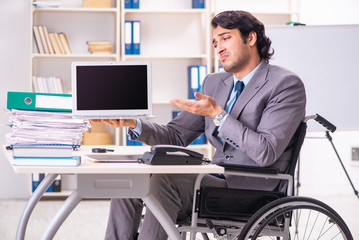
[100, 10, 306, 240]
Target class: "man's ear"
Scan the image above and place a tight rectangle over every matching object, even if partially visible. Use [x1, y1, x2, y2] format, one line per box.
[248, 32, 257, 46]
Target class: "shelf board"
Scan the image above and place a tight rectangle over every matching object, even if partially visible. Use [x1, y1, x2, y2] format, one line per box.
[32, 7, 118, 13]
[31, 53, 118, 59]
[123, 9, 208, 14]
[123, 54, 208, 59]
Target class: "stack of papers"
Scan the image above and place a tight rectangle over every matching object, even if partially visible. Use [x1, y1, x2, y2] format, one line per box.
[6, 109, 90, 146]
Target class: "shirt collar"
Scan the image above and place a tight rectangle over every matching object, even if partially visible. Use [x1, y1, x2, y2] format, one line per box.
[233, 61, 262, 86]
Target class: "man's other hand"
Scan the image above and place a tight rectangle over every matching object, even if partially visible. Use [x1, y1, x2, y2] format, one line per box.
[170, 92, 222, 118]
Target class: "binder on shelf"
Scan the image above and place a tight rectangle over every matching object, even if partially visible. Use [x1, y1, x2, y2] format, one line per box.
[42, 174, 53, 192]
[192, 0, 205, 8]
[7, 92, 72, 112]
[198, 65, 207, 87]
[191, 134, 207, 145]
[124, 0, 139, 9]
[132, 21, 141, 54]
[126, 135, 143, 146]
[32, 173, 41, 192]
[124, 0, 131, 8]
[188, 65, 199, 99]
[188, 65, 207, 99]
[53, 174, 62, 192]
[132, 0, 140, 9]
[125, 21, 133, 54]
[31, 173, 56, 193]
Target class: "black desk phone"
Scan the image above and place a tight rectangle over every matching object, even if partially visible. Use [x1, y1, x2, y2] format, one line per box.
[139, 145, 207, 165]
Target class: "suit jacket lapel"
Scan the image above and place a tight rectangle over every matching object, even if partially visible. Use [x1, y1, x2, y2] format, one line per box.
[230, 61, 269, 117]
[209, 74, 233, 147]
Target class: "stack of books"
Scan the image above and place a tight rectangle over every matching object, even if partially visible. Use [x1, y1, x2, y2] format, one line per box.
[6, 91, 90, 167]
[33, 25, 71, 55]
[32, 76, 64, 93]
[12, 144, 80, 167]
[87, 41, 112, 54]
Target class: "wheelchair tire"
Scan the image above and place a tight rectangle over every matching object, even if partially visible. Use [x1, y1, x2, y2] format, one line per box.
[238, 196, 353, 240]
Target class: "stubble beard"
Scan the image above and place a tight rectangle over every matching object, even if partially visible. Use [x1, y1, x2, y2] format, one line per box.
[222, 50, 250, 74]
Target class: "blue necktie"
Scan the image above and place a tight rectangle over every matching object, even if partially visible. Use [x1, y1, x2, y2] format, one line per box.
[213, 80, 244, 140]
[226, 80, 245, 114]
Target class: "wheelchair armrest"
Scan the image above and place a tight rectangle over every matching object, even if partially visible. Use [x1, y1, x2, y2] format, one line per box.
[217, 162, 279, 175]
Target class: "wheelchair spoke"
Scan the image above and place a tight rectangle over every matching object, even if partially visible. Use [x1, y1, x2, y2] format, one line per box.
[239, 198, 353, 240]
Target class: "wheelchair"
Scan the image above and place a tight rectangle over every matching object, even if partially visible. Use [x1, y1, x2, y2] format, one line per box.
[177, 114, 354, 240]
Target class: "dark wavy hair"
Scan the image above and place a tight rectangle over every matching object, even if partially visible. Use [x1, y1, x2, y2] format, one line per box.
[211, 10, 274, 62]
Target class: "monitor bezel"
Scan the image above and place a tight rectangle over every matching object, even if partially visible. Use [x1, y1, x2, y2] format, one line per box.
[71, 61, 152, 119]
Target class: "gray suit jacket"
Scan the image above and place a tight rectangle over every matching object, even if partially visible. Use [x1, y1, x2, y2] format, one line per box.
[135, 60, 306, 191]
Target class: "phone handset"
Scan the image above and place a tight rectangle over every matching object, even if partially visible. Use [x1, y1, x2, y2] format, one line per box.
[150, 145, 203, 159]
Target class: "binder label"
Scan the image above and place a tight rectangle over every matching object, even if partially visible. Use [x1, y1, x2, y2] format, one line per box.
[36, 95, 72, 109]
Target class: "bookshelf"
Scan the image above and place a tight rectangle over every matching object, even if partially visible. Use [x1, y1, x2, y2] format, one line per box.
[29, 0, 120, 196]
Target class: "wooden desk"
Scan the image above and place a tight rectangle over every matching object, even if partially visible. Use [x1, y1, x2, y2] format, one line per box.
[2, 145, 224, 240]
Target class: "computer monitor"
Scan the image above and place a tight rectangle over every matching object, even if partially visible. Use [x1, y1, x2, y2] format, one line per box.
[71, 61, 152, 119]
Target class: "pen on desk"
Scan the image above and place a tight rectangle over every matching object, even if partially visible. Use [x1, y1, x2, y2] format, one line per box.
[92, 148, 114, 153]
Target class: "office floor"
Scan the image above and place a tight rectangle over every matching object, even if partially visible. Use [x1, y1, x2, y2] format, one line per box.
[1, 194, 359, 240]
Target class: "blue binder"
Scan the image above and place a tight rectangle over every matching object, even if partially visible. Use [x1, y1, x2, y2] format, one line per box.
[191, 134, 207, 145]
[132, 0, 139, 8]
[32, 173, 41, 192]
[126, 134, 143, 146]
[198, 65, 207, 90]
[192, 0, 205, 8]
[125, 21, 133, 54]
[124, 0, 131, 8]
[132, 21, 141, 55]
[188, 65, 199, 99]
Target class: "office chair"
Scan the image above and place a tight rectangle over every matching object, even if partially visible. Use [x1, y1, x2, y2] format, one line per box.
[177, 114, 353, 240]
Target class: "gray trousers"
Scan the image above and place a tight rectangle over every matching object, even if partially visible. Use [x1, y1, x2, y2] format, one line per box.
[104, 174, 227, 240]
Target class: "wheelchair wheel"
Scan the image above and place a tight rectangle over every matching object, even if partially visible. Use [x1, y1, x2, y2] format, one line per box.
[238, 196, 353, 240]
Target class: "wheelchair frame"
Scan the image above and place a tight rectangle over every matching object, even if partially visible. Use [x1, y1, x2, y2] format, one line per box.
[177, 115, 354, 240]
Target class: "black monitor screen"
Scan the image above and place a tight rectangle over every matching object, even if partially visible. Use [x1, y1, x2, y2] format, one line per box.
[76, 65, 148, 110]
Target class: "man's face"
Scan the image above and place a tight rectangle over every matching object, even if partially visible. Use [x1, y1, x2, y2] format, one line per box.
[212, 26, 251, 73]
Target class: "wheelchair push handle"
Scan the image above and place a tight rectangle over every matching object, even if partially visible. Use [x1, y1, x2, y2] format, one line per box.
[315, 114, 336, 133]
[305, 114, 336, 133]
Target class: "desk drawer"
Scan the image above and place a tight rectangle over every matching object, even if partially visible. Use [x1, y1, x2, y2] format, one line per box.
[77, 174, 150, 198]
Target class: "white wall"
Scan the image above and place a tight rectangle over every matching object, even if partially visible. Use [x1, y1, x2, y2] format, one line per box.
[1, 0, 359, 198]
[0, 1, 31, 198]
